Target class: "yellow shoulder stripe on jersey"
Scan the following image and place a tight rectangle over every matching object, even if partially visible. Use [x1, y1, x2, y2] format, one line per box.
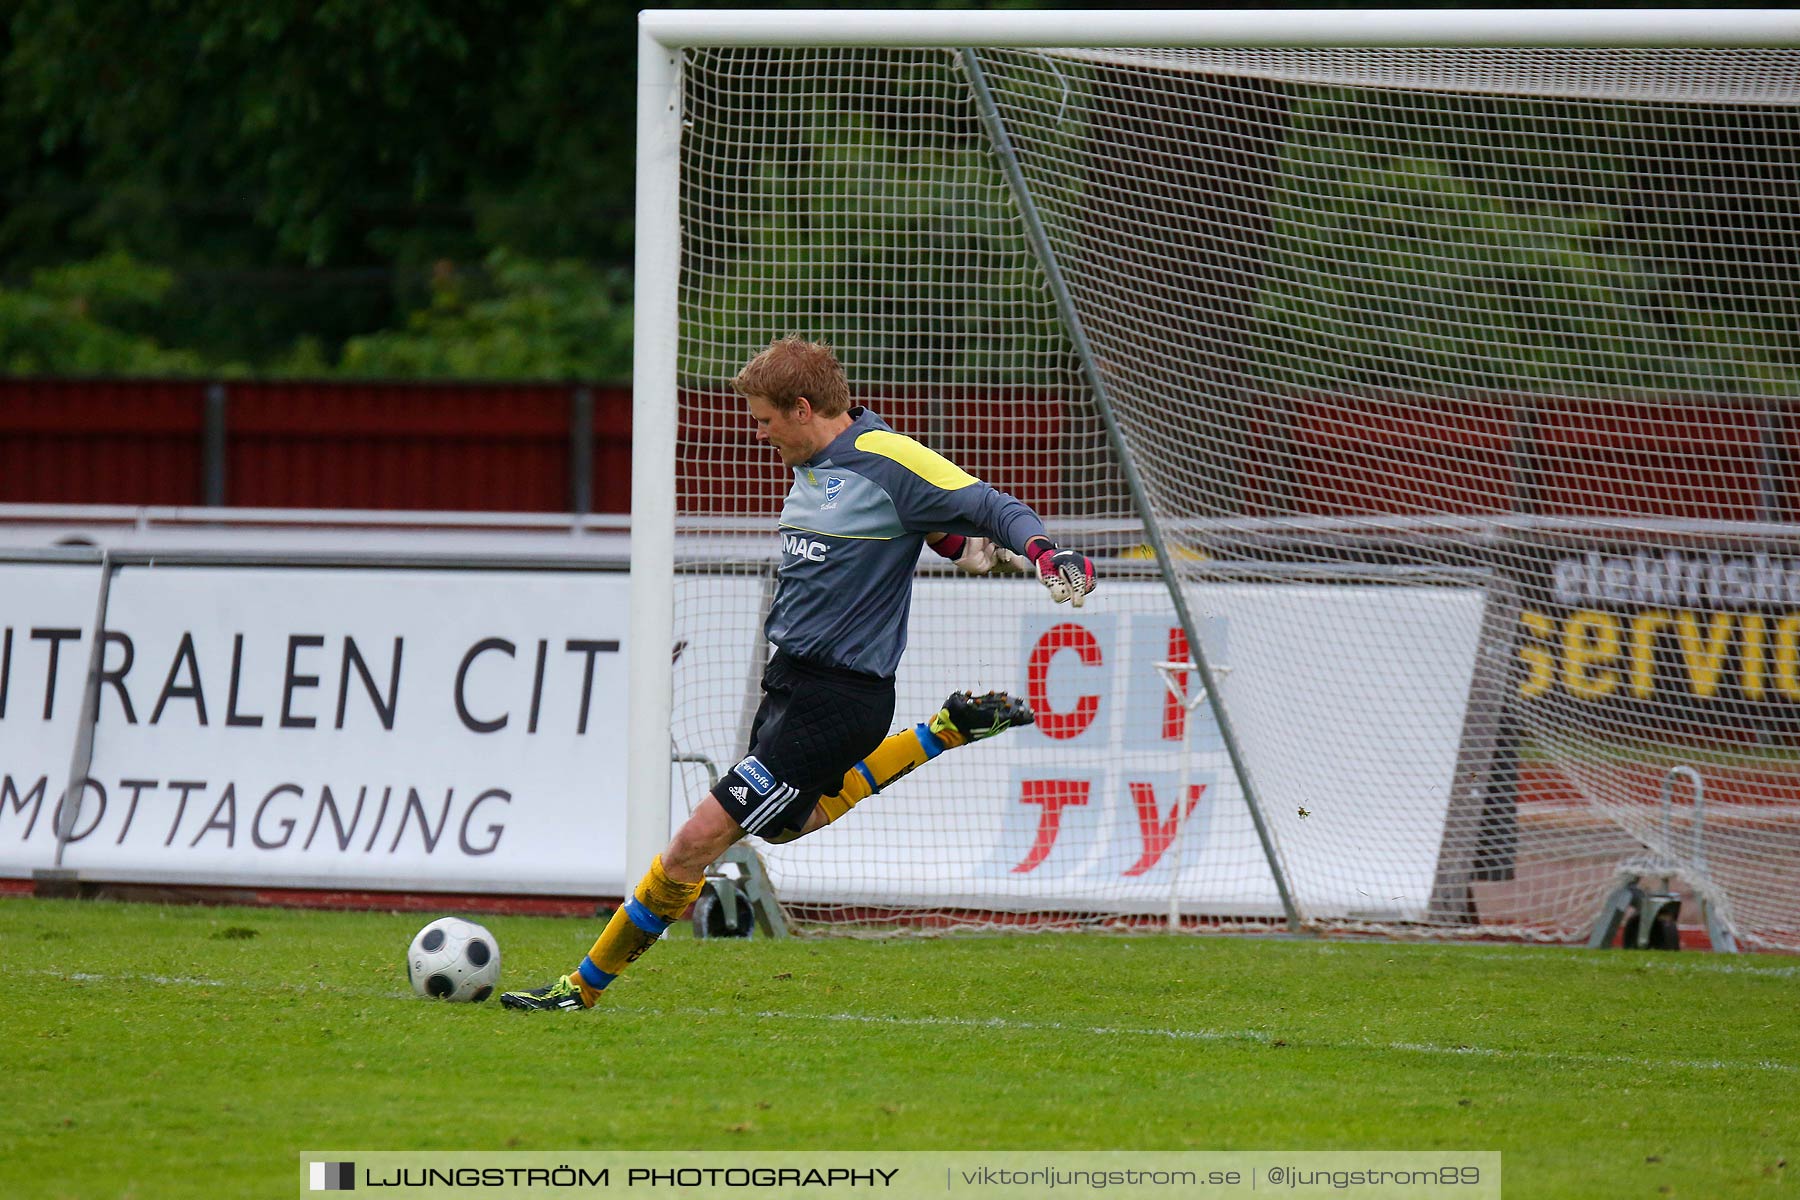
[853, 430, 978, 490]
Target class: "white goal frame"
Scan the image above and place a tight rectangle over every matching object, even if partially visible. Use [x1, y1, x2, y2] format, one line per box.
[627, 8, 1800, 891]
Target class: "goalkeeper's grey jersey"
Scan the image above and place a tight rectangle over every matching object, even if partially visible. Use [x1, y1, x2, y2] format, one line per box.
[765, 406, 1048, 678]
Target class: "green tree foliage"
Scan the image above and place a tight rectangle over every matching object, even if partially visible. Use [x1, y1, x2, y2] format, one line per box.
[2, 7, 1794, 390]
[0, 252, 204, 374]
[0, 1, 1073, 380]
[331, 250, 630, 380]
[2, 0, 638, 374]
[0, 1, 1086, 381]
[680, 81, 1069, 385]
[1250, 93, 1799, 396]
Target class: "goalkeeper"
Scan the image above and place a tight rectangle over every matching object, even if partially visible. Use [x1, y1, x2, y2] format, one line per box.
[504, 335, 1095, 1011]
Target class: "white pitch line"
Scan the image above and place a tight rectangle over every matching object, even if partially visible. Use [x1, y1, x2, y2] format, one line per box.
[620, 1002, 1798, 1076]
[1457, 950, 1800, 980]
[63, 969, 233, 988]
[23, 969, 1797, 1076]
[718, 1006, 1271, 1046]
[28, 968, 375, 994]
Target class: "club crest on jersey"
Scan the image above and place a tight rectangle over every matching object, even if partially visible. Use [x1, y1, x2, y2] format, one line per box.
[822, 476, 845, 509]
[735, 756, 778, 796]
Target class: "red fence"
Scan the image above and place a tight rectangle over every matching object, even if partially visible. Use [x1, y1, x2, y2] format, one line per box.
[0, 378, 1790, 521]
[0, 379, 632, 513]
[0, 380, 209, 507]
[1246, 392, 1789, 522]
[0, 379, 1083, 519]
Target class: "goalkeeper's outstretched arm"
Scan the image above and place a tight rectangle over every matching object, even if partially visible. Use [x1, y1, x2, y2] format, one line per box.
[842, 425, 1097, 605]
[925, 530, 1094, 605]
[925, 528, 1094, 613]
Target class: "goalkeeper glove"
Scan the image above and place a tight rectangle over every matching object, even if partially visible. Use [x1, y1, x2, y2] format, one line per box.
[1025, 537, 1096, 607]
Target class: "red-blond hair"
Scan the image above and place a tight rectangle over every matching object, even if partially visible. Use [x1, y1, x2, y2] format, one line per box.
[731, 335, 850, 416]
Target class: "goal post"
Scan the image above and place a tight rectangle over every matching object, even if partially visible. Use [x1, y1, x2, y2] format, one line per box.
[633, 10, 1800, 947]
[625, 28, 684, 888]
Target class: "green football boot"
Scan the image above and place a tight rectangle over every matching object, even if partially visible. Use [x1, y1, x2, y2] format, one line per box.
[932, 690, 1035, 742]
[499, 974, 589, 1012]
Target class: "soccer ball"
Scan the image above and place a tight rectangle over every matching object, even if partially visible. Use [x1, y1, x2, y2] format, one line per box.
[406, 917, 501, 1002]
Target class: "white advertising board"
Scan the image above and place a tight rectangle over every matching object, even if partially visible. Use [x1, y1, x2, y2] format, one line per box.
[0, 562, 107, 876]
[763, 578, 1485, 922]
[3, 563, 635, 895]
[4, 558, 1484, 918]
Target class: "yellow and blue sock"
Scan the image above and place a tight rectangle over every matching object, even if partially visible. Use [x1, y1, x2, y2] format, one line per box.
[572, 854, 705, 1006]
[814, 716, 968, 826]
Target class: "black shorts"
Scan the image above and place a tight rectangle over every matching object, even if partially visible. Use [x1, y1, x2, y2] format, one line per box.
[710, 651, 896, 839]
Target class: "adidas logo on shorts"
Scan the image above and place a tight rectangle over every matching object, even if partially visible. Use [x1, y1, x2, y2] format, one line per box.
[730, 786, 749, 801]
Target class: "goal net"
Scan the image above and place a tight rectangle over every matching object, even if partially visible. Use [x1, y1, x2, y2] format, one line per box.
[646, 19, 1800, 950]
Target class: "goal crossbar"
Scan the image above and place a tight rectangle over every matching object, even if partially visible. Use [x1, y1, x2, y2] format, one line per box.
[641, 9, 1800, 50]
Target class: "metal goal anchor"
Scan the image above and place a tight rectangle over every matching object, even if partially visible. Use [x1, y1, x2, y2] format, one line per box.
[1587, 765, 1736, 952]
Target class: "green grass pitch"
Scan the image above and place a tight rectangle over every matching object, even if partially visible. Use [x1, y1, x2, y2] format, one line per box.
[3, 896, 1795, 1198]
